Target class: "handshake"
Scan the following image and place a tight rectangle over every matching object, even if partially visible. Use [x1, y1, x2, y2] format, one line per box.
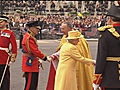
[47, 51, 60, 62]
[47, 56, 53, 62]
[38, 56, 53, 70]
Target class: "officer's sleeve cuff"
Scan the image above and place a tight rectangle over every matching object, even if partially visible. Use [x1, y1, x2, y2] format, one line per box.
[42, 56, 47, 61]
[93, 74, 102, 84]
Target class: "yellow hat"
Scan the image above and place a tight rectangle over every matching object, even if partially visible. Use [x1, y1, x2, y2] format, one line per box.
[65, 30, 82, 39]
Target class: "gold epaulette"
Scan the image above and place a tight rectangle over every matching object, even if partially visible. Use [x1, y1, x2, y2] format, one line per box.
[108, 28, 120, 38]
[98, 25, 113, 31]
[25, 33, 38, 53]
[26, 35, 31, 53]
[28, 32, 38, 46]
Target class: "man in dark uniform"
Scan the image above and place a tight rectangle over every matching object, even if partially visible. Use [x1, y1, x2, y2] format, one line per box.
[22, 21, 50, 90]
[93, 5, 120, 90]
[38, 18, 42, 40]
[19, 16, 26, 49]
[0, 16, 17, 90]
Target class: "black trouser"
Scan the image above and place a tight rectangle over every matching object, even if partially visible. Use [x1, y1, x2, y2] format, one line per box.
[105, 88, 120, 90]
[0, 65, 10, 90]
[24, 72, 39, 90]
[19, 34, 23, 49]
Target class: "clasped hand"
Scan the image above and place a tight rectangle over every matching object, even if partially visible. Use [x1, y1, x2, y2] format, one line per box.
[47, 56, 53, 62]
[92, 60, 96, 65]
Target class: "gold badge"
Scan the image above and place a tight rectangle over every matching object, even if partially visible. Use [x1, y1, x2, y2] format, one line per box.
[29, 60, 32, 63]
[99, 35, 102, 38]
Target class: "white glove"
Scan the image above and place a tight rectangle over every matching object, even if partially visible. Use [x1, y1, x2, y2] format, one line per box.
[93, 83, 99, 90]
[8, 61, 13, 66]
[38, 59, 44, 70]
[92, 60, 96, 65]
[47, 56, 53, 62]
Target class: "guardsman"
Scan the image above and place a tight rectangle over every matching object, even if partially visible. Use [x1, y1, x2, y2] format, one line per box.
[0, 16, 17, 90]
[22, 21, 49, 90]
[93, 5, 120, 90]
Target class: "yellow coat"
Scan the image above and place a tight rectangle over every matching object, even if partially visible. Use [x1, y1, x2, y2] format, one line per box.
[76, 38, 94, 90]
[56, 35, 94, 90]
[54, 42, 92, 90]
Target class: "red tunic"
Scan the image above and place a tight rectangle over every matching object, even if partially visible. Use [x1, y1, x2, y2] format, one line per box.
[0, 29, 17, 64]
[22, 32, 46, 72]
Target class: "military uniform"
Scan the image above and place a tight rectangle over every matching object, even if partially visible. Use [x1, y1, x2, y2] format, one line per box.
[93, 5, 120, 90]
[95, 24, 120, 88]
[0, 16, 17, 90]
[22, 21, 47, 90]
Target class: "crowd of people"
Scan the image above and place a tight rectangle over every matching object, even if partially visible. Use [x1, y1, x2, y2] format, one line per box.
[2, 1, 116, 15]
[1, 1, 115, 40]
[7, 13, 106, 40]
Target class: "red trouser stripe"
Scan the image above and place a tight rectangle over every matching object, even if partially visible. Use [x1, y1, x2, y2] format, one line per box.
[26, 72, 32, 90]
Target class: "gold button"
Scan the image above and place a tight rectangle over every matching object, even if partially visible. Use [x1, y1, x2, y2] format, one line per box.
[118, 64, 120, 68]
[119, 70, 120, 74]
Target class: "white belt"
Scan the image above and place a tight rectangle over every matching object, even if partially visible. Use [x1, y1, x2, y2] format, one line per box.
[0, 47, 9, 52]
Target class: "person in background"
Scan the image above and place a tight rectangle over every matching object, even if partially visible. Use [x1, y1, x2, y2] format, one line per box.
[21, 21, 50, 90]
[93, 5, 120, 90]
[19, 16, 26, 49]
[0, 16, 17, 90]
[46, 22, 94, 90]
